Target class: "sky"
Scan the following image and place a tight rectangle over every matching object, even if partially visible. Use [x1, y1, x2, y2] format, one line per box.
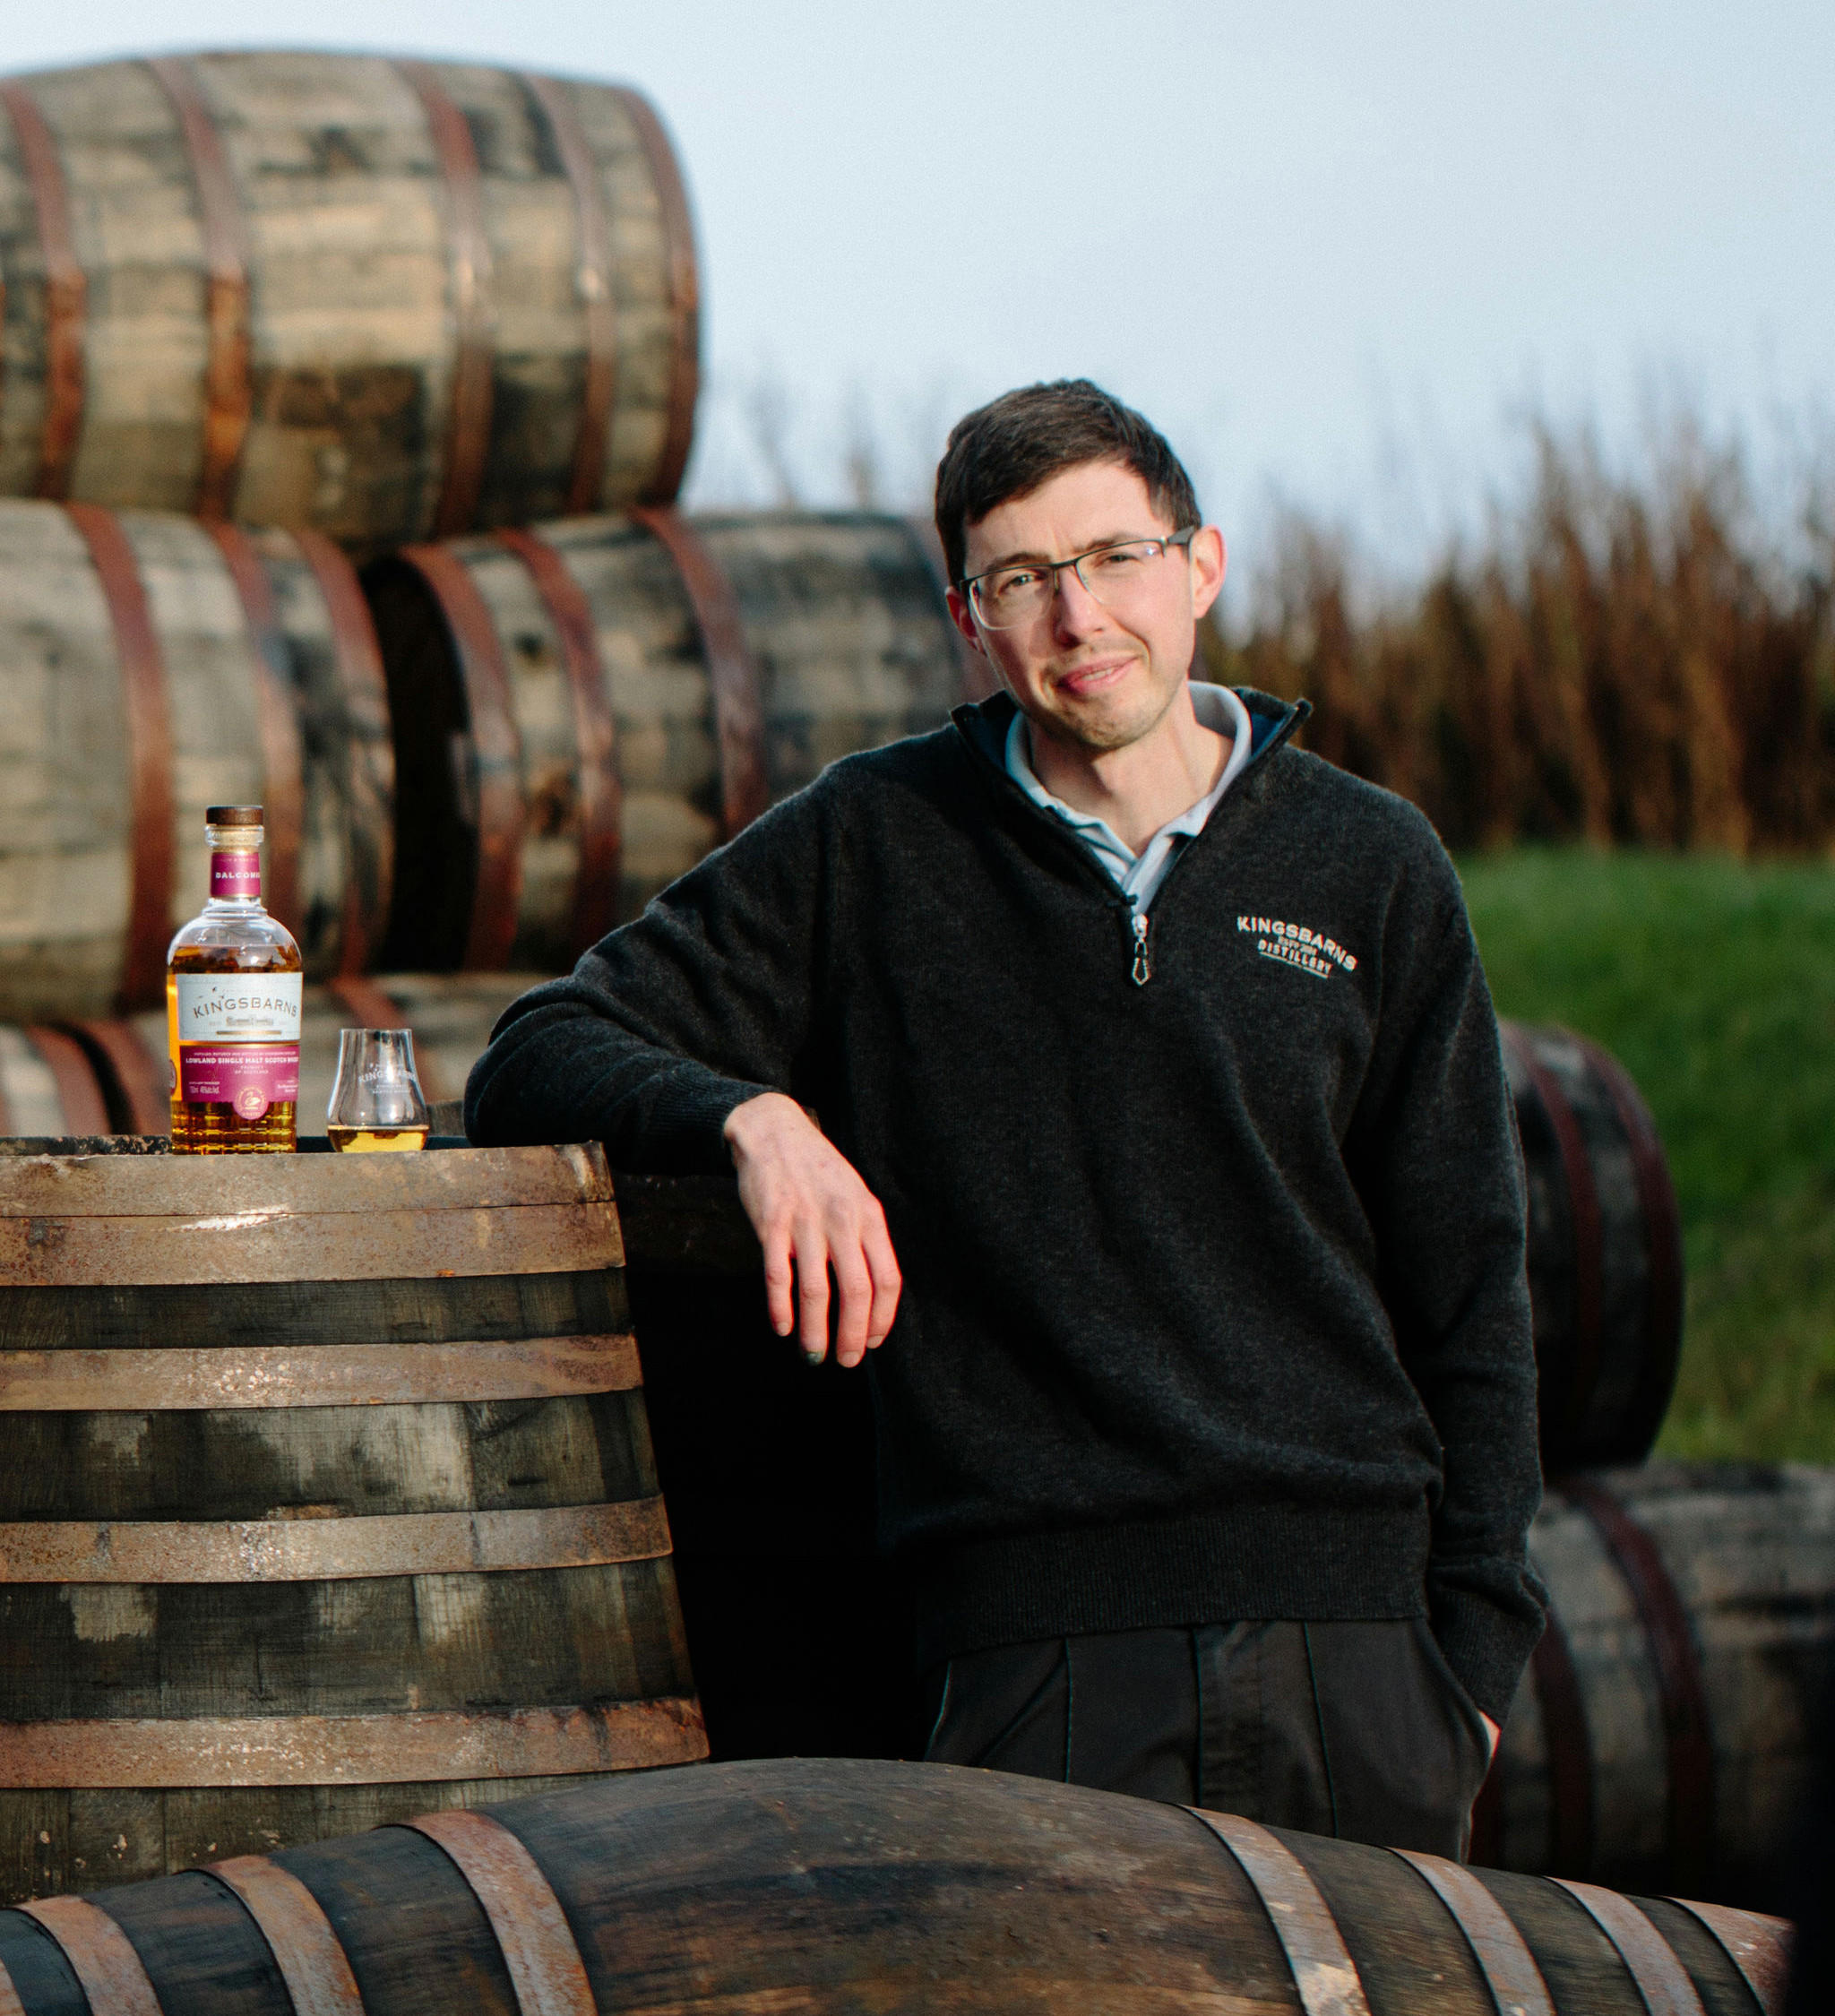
[7, 1, 1833, 588]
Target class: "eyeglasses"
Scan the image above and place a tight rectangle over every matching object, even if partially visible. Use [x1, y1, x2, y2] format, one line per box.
[962, 529, 1197, 630]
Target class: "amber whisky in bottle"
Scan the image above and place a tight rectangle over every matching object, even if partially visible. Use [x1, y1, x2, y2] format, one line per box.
[166, 806, 303, 1152]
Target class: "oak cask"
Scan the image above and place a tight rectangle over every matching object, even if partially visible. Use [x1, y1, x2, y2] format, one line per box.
[1475, 1460, 1832, 1909]
[0, 1757, 1793, 2014]
[0, 499, 390, 1016]
[0, 1142, 703, 1902]
[365, 509, 981, 971]
[0, 53, 697, 547]
[1502, 1021, 1684, 1473]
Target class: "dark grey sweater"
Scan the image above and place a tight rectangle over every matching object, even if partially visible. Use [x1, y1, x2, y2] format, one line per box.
[467, 688, 1546, 1722]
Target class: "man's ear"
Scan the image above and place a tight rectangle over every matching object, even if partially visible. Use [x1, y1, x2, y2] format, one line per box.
[1190, 527, 1226, 621]
[945, 584, 987, 656]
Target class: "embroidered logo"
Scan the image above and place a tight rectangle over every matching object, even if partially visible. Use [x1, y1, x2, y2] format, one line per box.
[1236, 915, 1357, 980]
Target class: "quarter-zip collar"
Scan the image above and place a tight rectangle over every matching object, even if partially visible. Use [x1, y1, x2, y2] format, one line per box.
[950, 684, 1312, 898]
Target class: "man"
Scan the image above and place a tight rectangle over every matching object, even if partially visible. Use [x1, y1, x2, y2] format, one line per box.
[467, 378, 1544, 1855]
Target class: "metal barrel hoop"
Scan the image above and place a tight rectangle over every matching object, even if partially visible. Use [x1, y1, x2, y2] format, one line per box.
[16, 1896, 164, 2016]
[0, 1698, 707, 1788]
[0, 1331, 642, 1411]
[401, 1807, 596, 2016]
[147, 56, 253, 521]
[291, 529, 395, 976]
[0, 1494, 671, 1583]
[1391, 1848, 1555, 2016]
[207, 1855, 365, 2016]
[1500, 1023, 1606, 1446]
[1665, 1898, 1792, 2016]
[205, 522, 306, 941]
[394, 61, 496, 538]
[64, 504, 176, 1014]
[521, 73, 619, 516]
[495, 527, 623, 955]
[1550, 1879, 1705, 2016]
[0, 80, 85, 501]
[396, 544, 526, 969]
[1562, 1477, 1715, 1898]
[613, 86, 698, 504]
[630, 507, 768, 841]
[1187, 1808, 1374, 2016]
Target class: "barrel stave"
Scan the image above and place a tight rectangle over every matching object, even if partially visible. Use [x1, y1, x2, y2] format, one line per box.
[442, 64, 582, 532]
[1469, 1865, 1650, 2016]
[542, 513, 718, 922]
[0, 508, 131, 1018]
[30, 62, 211, 514]
[0, 1559, 685, 1715]
[122, 511, 266, 925]
[566, 83, 679, 501]
[0, 1264, 620, 1352]
[0, 1391, 655, 1521]
[695, 512, 965, 803]
[0, 112, 50, 503]
[254, 529, 394, 974]
[281, 1824, 522, 2016]
[0, 1895, 87, 2012]
[496, 1762, 1295, 2011]
[189, 51, 455, 545]
[1634, 1898, 1767, 2016]
[97, 1869, 294, 2016]
[1523, 1491, 1671, 1881]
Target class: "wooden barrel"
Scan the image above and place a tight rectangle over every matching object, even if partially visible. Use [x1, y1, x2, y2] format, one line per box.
[363, 509, 986, 972]
[1501, 1021, 1684, 1473]
[0, 54, 696, 547]
[1473, 1460, 1834, 1910]
[0, 1142, 703, 1903]
[0, 1756, 1793, 2014]
[0, 498, 391, 1017]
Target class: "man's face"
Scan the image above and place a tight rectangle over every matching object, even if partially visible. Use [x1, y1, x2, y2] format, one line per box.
[947, 460, 1226, 757]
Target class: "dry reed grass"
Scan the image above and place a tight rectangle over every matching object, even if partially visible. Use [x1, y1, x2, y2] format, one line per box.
[1203, 427, 1835, 850]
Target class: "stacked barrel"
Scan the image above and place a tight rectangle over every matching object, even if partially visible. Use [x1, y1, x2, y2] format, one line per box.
[0, 48, 980, 1036]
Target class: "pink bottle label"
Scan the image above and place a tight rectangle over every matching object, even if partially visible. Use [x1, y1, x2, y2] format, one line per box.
[211, 849, 263, 900]
[177, 1042, 299, 1120]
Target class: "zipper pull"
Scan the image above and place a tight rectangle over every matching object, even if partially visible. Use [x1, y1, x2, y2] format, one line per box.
[1131, 911, 1152, 986]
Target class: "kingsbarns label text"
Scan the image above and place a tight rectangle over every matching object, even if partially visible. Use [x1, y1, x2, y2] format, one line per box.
[176, 974, 304, 1041]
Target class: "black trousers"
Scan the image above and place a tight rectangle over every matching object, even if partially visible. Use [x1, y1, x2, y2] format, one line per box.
[918, 1618, 1492, 1858]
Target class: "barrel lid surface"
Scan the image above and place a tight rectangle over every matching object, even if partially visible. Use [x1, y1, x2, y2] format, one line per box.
[0, 1141, 608, 1212]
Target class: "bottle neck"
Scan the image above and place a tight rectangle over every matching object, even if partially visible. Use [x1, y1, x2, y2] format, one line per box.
[207, 848, 265, 910]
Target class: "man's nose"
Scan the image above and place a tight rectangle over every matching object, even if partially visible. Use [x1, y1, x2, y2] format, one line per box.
[1051, 561, 1107, 634]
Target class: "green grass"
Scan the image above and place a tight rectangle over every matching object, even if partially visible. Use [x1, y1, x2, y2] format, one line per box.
[1460, 849, 1835, 1462]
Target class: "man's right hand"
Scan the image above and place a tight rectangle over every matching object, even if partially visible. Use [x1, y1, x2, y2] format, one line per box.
[722, 1092, 902, 1368]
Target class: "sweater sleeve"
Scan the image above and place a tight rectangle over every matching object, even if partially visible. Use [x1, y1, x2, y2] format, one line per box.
[465, 784, 835, 1174]
[1348, 856, 1547, 1726]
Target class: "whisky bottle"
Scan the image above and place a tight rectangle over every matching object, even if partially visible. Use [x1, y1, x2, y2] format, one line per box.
[166, 806, 303, 1153]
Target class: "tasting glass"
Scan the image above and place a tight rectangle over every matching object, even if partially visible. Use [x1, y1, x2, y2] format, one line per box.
[326, 1029, 430, 1150]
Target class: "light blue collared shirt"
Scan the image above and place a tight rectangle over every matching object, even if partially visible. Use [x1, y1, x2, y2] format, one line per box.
[1004, 681, 1254, 912]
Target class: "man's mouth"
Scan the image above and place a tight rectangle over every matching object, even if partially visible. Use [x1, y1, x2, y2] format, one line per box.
[1053, 658, 1133, 700]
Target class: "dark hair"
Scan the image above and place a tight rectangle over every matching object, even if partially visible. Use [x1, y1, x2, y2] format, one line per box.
[934, 378, 1201, 584]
